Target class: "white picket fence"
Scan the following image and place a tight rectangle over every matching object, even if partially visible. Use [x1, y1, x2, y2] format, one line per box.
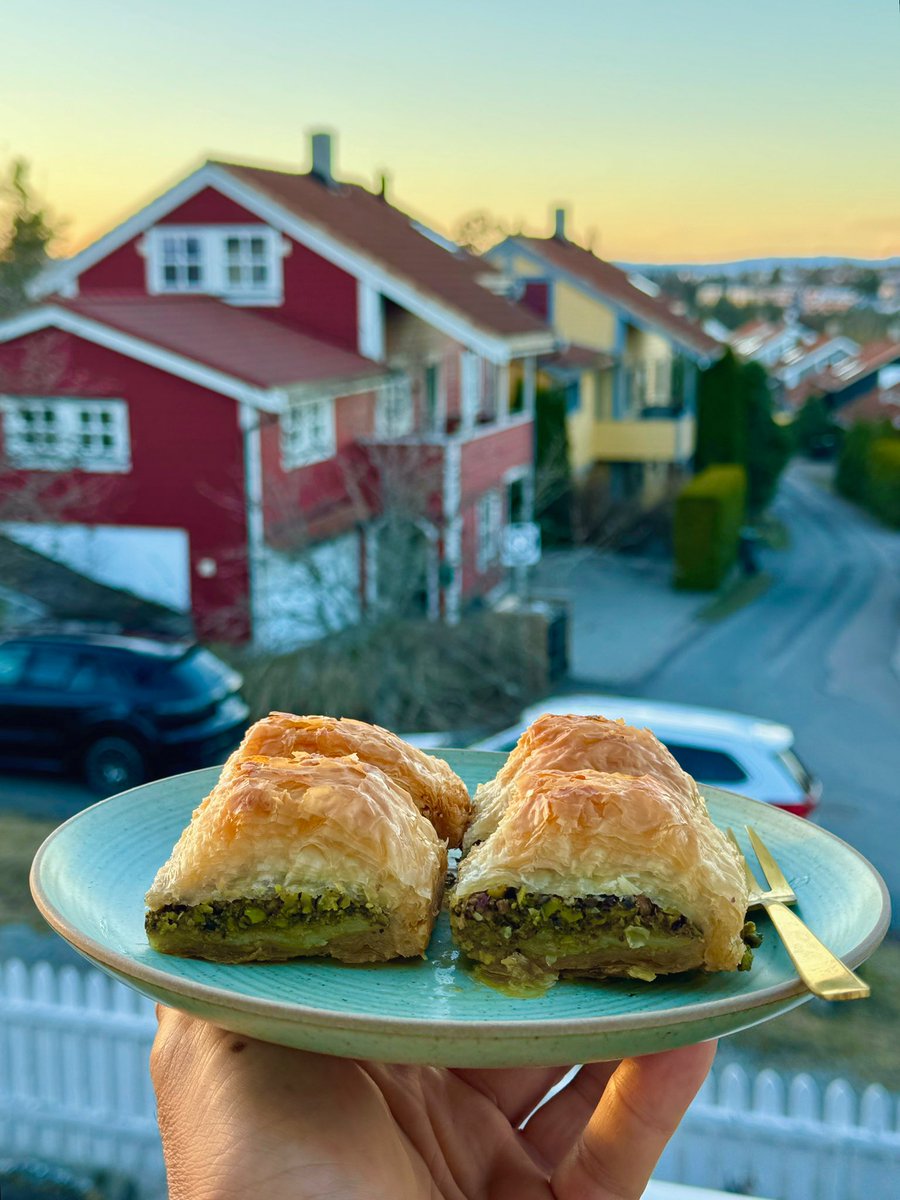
[1, 958, 899, 1200]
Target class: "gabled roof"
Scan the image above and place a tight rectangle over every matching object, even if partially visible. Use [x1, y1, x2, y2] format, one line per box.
[504, 236, 721, 361]
[0, 297, 387, 410]
[33, 159, 554, 361]
[216, 162, 550, 345]
[60, 295, 385, 391]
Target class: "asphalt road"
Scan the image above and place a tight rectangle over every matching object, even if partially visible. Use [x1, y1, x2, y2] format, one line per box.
[632, 460, 900, 929]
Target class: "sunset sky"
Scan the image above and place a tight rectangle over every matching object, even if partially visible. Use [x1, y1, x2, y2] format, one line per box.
[3, 0, 898, 263]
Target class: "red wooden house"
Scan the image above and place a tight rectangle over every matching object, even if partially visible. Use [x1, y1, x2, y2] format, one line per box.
[0, 134, 552, 645]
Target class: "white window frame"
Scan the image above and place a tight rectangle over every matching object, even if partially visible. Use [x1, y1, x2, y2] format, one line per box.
[422, 359, 445, 435]
[476, 489, 504, 573]
[1, 397, 131, 472]
[375, 376, 415, 439]
[461, 351, 482, 430]
[145, 225, 284, 304]
[279, 394, 336, 470]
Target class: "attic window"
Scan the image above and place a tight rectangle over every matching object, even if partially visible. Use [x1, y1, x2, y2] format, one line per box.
[161, 234, 205, 290]
[147, 226, 283, 303]
[225, 235, 271, 289]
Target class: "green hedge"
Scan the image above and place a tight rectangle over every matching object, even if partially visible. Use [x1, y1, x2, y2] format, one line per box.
[869, 439, 900, 527]
[674, 465, 747, 590]
[836, 420, 900, 526]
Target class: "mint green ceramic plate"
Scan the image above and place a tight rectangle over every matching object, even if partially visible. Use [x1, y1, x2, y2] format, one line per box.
[31, 750, 889, 1067]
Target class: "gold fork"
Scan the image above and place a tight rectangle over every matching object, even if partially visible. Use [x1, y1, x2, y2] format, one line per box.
[726, 825, 869, 1002]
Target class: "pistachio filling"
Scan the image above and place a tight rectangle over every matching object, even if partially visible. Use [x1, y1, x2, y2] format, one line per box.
[450, 888, 704, 971]
[146, 886, 388, 951]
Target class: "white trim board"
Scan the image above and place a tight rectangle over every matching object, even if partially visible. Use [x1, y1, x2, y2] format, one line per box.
[33, 162, 554, 364]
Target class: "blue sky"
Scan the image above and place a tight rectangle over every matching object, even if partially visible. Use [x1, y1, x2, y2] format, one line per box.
[3, 0, 898, 260]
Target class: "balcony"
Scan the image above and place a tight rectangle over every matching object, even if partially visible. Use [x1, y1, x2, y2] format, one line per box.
[591, 410, 695, 464]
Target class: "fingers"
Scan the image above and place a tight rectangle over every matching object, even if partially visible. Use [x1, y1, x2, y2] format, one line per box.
[450, 1067, 576, 1126]
[521, 1061, 618, 1166]
[550, 1041, 716, 1200]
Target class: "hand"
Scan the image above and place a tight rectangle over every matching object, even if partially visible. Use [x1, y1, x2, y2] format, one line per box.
[151, 1006, 714, 1200]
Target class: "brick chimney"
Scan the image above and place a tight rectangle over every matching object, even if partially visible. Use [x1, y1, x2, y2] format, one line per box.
[553, 207, 567, 240]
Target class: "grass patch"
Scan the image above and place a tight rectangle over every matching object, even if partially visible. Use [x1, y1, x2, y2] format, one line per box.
[0, 812, 59, 930]
[699, 571, 772, 623]
[724, 936, 900, 1090]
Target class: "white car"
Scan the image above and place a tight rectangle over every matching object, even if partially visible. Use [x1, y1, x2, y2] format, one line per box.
[468, 694, 821, 818]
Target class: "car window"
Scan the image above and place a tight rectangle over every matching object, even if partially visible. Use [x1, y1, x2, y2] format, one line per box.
[664, 743, 749, 784]
[170, 648, 234, 694]
[0, 643, 29, 686]
[22, 647, 80, 690]
[69, 657, 125, 694]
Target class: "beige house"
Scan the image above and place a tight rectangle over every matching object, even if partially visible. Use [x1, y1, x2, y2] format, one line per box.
[486, 213, 721, 513]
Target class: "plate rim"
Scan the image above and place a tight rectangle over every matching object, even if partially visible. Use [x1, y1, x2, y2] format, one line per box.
[30, 761, 891, 1039]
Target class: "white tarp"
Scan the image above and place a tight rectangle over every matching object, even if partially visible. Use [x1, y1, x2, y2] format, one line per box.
[0, 521, 191, 612]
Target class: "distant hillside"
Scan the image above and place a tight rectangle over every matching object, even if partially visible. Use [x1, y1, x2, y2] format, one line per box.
[619, 256, 900, 275]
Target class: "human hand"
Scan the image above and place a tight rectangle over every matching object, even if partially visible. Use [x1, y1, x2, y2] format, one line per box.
[151, 1006, 714, 1200]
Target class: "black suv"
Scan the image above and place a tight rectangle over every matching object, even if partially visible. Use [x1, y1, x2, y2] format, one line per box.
[0, 632, 249, 793]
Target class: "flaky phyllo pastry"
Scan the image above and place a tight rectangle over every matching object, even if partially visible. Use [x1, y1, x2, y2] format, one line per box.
[225, 712, 472, 848]
[145, 753, 447, 963]
[464, 712, 703, 850]
[451, 717, 755, 987]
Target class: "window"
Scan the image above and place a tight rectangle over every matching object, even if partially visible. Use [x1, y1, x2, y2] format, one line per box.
[159, 232, 205, 290]
[280, 395, 336, 469]
[0, 643, 28, 686]
[225, 234, 270, 289]
[423, 363, 442, 433]
[147, 226, 282, 301]
[481, 361, 500, 422]
[1, 398, 131, 471]
[461, 352, 482, 429]
[376, 377, 415, 438]
[476, 489, 503, 572]
[664, 743, 748, 784]
[22, 647, 79, 691]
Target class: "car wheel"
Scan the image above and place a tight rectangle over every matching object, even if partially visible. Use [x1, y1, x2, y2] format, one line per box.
[83, 736, 147, 794]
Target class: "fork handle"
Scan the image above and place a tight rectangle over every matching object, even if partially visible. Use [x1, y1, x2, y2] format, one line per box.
[765, 902, 870, 1001]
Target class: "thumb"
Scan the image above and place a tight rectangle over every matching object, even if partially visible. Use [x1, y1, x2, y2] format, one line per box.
[551, 1041, 716, 1200]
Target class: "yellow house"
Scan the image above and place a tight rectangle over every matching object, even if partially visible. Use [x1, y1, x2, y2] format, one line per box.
[486, 212, 721, 515]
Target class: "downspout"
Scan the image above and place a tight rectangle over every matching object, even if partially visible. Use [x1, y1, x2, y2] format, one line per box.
[238, 403, 265, 646]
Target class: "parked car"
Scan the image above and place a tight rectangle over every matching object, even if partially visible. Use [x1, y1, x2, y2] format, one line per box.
[468, 693, 821, 817]
[0, 632, 249, 794]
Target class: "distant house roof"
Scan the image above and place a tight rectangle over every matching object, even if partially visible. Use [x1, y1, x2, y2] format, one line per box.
[539, 343, 616, 373]
[507, 235, 721, 361]
[784, 340, 900, 409]
[818, 340, 900, 391]
[835, 384, 900, 428]
[59, 295, 385, 390]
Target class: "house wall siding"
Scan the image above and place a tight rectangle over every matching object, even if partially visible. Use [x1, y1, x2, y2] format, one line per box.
[553, 281, 617, 350]
[0, 330, 250, 639]
[258, 391, 375, 542]
[278, 239, 359, 349]
[458, 420, 532, 596]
